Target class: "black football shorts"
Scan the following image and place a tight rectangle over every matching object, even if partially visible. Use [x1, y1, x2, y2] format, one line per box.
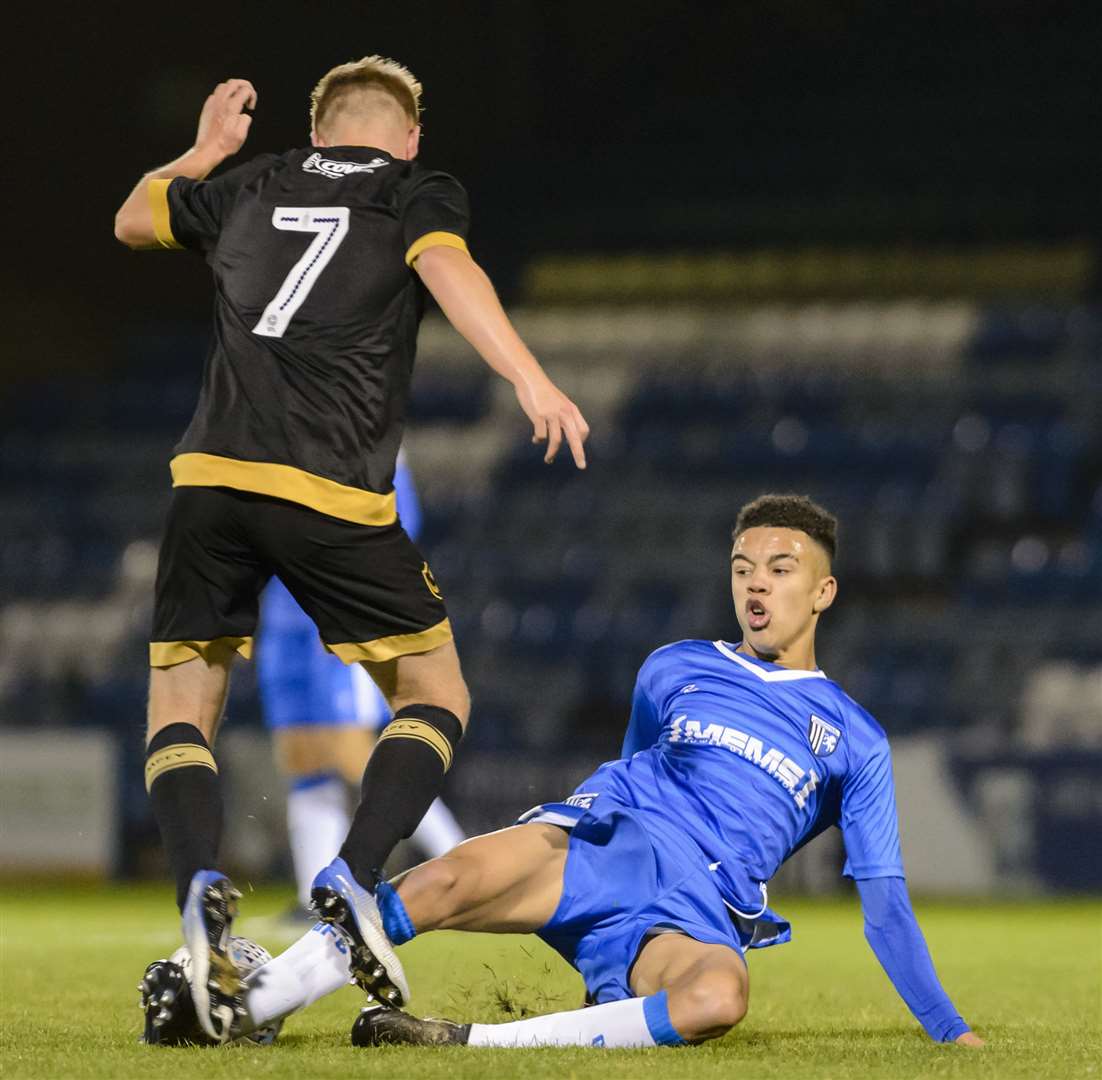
[149, 487, 451, 668]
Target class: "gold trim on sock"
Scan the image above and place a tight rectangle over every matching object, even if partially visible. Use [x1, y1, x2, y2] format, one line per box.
[377, 719, 453, 771]
[145, 743, 218, 791]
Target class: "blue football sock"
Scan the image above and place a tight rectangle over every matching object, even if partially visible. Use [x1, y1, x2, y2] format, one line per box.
[376, 880, 417, 945]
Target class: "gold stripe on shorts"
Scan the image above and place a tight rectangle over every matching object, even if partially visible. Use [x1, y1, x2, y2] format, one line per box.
[326, 619, 453, 664]
[170, 453, 398, 527]
[145, 743, 218, 791]
[149, 637, 254, 668]
[377, 719, 453, 771]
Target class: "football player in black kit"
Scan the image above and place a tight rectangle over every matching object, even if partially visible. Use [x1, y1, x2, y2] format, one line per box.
[114, 57, 589, 1043]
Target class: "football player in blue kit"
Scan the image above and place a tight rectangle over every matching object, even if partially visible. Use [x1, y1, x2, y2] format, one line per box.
[257, 452, 463, 917]
[143, 494, 984, 1050]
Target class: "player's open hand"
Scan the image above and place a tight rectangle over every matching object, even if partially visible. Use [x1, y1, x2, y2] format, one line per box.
[195, 79, 257, 160]
[516, 378, 590, 468]
[954, 1032, 985, 1048]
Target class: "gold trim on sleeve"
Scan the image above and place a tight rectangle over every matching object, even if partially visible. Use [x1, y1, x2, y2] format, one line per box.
[405, 231, 469, 266]
[148, 179, 184, 250]
[169, 453, 398, 527]
[149, 637, 254, 668]
[145, 743, 218, 791]
[326, 619, 453, 664]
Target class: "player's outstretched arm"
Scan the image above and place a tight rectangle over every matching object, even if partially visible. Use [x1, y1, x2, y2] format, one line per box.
[414, 246, 590, 468]
[855, 876, 984, 1047]
[114, 79, 256, 249]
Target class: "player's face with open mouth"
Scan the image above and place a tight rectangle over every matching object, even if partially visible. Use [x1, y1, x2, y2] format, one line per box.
[730, 527, 835, 661]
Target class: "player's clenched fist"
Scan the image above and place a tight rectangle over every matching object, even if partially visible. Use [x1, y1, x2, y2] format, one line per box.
[195, 79, 257, 160]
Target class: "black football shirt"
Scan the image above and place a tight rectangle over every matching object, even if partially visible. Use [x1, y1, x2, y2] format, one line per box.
[148, 146, 470, 525]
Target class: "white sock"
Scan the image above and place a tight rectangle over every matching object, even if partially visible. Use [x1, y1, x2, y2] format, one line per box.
[287, 775, 349, 909]
[466, 993, 684, 1048]
[239, 922, 351, 1034]
[409, 798, 465, 858]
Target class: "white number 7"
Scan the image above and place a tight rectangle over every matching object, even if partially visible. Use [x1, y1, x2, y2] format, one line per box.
[253, 206, 349, 338]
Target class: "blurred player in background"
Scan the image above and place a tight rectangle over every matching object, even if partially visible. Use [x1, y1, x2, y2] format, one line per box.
[114, 55, 589, 1042]
[148, 495, 982, 1051]
[257, 451, 463, 918]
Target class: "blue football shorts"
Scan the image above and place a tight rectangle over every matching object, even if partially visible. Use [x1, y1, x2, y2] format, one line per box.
[519, 799, 756, 1004]
[256, 577, 390, 730]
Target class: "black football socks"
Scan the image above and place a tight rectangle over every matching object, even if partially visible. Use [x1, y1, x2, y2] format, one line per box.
[145, 722, 223, 911]
[338, 704, 463, 887]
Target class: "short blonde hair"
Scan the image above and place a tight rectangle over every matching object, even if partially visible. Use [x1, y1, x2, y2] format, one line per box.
[310, 55, 423, 137]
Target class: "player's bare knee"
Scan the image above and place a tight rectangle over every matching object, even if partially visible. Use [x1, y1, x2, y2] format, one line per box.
[669, 972, 748, 1042]
[333, 728, 374, 781]
[450, 677, 472, 727]
[274, 731, 322, 776]
[421, 669, 471, 727]
[388, 645, 471, 727]
[399, 852, 474, 927]
[146, 657, 231, 743]
[438, 852, 481, 908]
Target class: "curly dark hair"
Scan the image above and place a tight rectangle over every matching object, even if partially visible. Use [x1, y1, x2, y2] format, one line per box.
[732, 494, 837, 562]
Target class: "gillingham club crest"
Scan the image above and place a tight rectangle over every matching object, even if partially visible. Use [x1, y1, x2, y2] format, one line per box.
[807, 714, 842, 756]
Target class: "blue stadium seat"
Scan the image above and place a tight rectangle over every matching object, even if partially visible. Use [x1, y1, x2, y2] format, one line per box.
[966, 307, 1070, 364]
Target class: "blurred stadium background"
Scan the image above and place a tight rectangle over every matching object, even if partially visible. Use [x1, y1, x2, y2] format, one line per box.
[3, 3, 1100, 902]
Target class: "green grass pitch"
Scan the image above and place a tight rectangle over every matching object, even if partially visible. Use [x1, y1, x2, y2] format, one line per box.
[1, 884, 1098, 1079]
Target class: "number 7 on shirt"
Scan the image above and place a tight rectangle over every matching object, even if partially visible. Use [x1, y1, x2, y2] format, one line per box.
[253, 207, 350, 338]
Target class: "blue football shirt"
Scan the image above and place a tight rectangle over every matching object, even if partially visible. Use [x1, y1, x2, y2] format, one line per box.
[582, 639, 903, 908]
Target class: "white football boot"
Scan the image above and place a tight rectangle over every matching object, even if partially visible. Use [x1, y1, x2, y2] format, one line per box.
[180, 870, 244, 1043]
[311, 857, 409, 1007]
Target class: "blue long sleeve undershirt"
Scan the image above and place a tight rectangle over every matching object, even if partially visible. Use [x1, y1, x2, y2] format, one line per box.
[855, 875, 969, 1043]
